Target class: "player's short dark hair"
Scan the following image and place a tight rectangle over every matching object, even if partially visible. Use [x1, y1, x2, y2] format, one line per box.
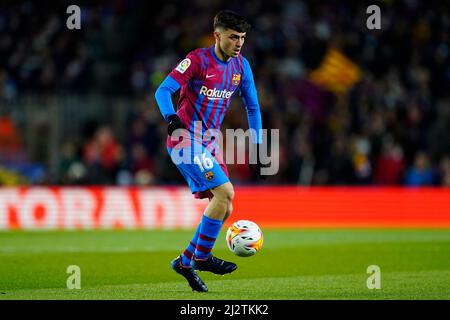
[213, 10, 251, 33]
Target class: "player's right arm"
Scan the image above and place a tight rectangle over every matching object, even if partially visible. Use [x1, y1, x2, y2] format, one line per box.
[154, 53, 201, 135]
[154, 76, 180, 122]
[154, 75, 186, 135]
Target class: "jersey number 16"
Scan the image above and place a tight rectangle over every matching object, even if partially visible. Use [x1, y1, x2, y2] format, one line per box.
[194, 153, 214, 172]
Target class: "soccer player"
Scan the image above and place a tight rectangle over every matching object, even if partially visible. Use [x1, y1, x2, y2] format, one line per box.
[154, 10, 263, 292]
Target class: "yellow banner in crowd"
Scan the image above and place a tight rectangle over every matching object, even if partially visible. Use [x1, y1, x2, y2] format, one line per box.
[309, 48, 361, 94]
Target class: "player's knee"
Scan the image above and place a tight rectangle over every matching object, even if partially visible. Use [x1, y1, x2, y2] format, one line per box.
[226, 188, 235, 203]
[214, 183, 234, 205]
[223, 203, 233, 222]
[221, 189, 234, 207]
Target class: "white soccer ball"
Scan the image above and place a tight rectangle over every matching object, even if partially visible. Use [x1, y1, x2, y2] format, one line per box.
[226, 220, 263, 257]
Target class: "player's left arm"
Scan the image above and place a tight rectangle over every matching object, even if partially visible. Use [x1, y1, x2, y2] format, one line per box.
[240, 57, 266, 179]
[240, 57, 263, 144]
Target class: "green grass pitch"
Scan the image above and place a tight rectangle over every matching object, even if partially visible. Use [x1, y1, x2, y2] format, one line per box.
[0, 229, 449, 299]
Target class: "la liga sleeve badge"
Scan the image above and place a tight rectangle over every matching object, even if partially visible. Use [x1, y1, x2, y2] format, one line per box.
[176, 58, 191, 74]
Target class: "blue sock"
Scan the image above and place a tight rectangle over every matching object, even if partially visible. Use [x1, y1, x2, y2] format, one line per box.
[194, 215, 223, 260]
[181, 223, 201, 266]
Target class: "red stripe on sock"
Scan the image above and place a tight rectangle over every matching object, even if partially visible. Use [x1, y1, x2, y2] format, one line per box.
[195, 244, 212, 253]
[183, 250, 193, 260]
[199, 233, 215, 242]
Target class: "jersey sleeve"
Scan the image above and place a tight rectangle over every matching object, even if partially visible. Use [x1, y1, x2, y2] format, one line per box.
[154, 75, 181, 121]
[168, 52, 202, 86]
[154, 52, 202, 121]
[240, 57, 263, 144]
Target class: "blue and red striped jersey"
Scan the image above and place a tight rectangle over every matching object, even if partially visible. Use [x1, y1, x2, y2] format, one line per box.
[156, 45, 262, 147]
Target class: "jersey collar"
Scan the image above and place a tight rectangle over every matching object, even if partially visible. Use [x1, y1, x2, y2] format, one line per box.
[210, 46, 231, 65]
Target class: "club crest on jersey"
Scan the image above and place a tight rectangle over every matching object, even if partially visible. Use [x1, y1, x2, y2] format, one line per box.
[205, 171, 214, 181]
[232, 74, 241, 85]
[176, 58, 191, 74]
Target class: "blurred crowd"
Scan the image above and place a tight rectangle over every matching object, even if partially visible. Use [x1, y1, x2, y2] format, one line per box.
[0, 0, 449, 186]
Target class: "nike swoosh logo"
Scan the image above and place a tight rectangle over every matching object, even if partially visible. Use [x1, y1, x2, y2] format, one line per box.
[206, 74, 215, 78]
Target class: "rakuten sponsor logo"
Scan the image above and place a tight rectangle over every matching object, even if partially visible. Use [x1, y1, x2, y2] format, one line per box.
[199, 85, 234, 100]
